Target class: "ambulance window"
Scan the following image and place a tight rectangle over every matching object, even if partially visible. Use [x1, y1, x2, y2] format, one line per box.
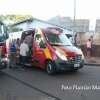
[35, 33, 45, 48]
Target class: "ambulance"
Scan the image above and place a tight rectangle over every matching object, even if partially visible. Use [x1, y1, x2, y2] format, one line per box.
[21, 28, 84, 74]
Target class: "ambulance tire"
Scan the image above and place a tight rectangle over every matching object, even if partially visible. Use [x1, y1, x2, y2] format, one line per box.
[0, 62, 7, 69]
[46, 61, 56, 75]
[73, 69, 78, 71]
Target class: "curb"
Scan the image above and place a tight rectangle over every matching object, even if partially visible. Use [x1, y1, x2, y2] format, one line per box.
[85, 63, 100, 66]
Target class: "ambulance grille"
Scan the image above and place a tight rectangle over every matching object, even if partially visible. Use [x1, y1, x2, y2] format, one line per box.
[67, 55, 82, 63]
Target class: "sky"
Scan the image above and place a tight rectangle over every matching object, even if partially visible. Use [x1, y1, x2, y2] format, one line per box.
[0, 0, 100, 30]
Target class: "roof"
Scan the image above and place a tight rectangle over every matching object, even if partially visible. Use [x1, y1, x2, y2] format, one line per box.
[10, 17, 72, 31]
[10, 18, 33, 26]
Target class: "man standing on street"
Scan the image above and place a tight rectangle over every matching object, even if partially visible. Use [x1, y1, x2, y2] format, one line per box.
[20, 40, 29, 67]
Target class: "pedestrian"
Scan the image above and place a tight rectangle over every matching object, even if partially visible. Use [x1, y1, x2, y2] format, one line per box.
[16, 38, 20, 65]
[9, 39, 17, 68]
[19, 40, 29, 68]
[86, 38, 92, 58]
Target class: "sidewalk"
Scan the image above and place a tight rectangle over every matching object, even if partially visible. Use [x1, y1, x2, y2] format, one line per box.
[85, 57, 100, 66]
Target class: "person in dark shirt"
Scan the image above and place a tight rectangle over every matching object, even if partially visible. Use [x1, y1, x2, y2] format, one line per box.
[9, 40, 17, 68]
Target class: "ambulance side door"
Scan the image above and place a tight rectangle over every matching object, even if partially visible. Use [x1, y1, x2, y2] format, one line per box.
[33, 31, 46, 68]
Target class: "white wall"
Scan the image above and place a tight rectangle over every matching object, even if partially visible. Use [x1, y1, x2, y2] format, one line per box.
[9, 31, 22, 40]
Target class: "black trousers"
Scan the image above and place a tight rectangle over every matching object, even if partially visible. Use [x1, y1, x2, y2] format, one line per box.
[20, 55, 27, 66]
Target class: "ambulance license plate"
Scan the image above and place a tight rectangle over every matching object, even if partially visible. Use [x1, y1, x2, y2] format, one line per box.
[74, 64, 80, 67]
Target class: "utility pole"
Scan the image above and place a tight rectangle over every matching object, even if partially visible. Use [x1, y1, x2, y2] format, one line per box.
[74, 0, 76, 22]
[73, 0, 77, 45]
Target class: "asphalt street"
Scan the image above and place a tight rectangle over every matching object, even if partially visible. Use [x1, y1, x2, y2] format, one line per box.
[0, 71, 56, 100]
[1, 65, 100, 100]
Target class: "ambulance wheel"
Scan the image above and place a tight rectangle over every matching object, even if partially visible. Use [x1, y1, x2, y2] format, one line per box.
[46, 61, 56, 75]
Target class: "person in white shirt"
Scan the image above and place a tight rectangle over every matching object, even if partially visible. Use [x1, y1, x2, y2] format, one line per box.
[86, 39, 92, 57]
[20, 40, 29, 66]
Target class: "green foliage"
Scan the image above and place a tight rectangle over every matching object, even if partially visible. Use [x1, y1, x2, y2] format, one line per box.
[0, 15, 33, 33]
[0, 15, 33, 25]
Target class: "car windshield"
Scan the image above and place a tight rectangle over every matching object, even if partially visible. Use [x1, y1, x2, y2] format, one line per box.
[45, 32, 72, 46]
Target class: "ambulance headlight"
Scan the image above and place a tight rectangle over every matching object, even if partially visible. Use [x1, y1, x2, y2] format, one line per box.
[78, 49, 84, 60]
[55, 50, 67, 61]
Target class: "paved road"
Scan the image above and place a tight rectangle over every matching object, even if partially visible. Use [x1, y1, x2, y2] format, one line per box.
[0, 71, 55, 100]
[2, 65, 100, 100]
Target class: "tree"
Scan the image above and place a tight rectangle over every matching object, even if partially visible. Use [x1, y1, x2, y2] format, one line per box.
[0, 15, 33, 25]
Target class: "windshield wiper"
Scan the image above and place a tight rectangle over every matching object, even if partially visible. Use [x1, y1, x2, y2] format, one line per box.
[65, 45, 71, 46]
[50, 43, 63, 46]
[51, 43, 71, 46]
[51, 44, 60, 46]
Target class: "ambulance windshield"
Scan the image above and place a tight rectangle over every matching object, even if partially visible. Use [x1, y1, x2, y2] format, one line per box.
[45, 33, 72, 46]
